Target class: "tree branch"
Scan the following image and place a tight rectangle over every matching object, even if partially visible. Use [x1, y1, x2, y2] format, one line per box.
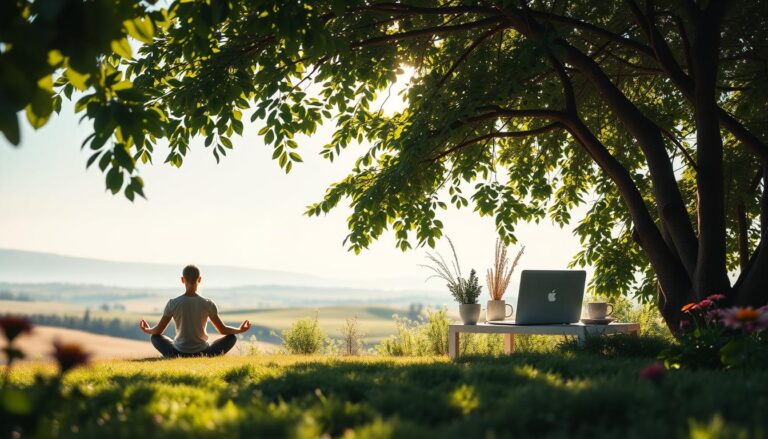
[436, 24, 506, 89]
[352, 16, 506, 48]
[429, 123, 563, 163]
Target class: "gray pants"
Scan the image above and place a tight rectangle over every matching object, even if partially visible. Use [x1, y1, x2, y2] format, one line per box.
[150, 334, 237, 358]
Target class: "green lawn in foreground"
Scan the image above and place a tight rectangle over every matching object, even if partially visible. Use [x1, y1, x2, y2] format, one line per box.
[6, 350, 767, 438]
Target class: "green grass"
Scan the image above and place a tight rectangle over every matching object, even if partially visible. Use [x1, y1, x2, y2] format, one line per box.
[6, 349, 768, 438]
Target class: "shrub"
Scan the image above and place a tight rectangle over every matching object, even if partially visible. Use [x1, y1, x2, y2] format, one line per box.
[282, 315, 325, 355]
[339, 316, 365, 356]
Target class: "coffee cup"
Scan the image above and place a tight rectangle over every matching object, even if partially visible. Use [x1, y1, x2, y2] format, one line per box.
[586, 302, 614, 320]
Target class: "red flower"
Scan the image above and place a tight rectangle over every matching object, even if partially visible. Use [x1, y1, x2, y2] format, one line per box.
[640, 362, 666, 382]
[0, 316, 33, 343]
[52, 341, 90, 373]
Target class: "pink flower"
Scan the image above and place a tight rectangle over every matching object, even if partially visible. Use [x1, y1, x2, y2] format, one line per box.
[640, 362, 666, 382]
[707, 294, 726, 301]
[720, 307, 768, 333]
[696, 299, 714, 310]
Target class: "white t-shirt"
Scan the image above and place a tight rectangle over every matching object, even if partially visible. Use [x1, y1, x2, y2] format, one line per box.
[163, 294, 218, 353]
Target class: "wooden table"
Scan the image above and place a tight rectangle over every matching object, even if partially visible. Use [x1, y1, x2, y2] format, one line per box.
[448, 322, 640, 359]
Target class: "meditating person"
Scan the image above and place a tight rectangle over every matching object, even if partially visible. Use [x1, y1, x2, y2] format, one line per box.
[139, 264, 250, 357]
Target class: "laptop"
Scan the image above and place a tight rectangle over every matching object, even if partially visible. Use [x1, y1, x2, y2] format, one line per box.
[489, 270, 586, 325]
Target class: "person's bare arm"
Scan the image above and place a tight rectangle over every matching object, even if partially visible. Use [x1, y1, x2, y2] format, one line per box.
[209, 314, 251, 335]
[139, 315, 172, 335]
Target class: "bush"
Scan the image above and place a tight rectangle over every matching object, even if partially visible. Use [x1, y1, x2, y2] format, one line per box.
[281, 315, 325, 355]
[338, 317, 365, 356]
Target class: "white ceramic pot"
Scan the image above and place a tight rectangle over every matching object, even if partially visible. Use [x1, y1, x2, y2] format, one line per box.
[486, 300, 514, 322]
[459, 304, 481, 325]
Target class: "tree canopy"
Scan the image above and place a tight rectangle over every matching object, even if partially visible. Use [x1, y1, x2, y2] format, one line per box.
[2, 0, 767, 328]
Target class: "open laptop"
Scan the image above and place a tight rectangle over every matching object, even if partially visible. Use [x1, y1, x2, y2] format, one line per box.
[489, 270, 586, 325]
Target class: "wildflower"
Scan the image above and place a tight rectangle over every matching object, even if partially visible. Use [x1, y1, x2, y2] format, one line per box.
[707, 294, 726, 301]
[695, 299, 714, 310]
[0, 316, 33, 343]
[681, 303, 696, 312]
[52, 341, 90, 373]
[720, 307, 768, 333]
[640, 362, 666, 382]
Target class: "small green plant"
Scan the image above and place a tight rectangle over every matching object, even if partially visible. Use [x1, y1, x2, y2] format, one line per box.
[421, 237, 482, 304]
[281, 314, 325, 355]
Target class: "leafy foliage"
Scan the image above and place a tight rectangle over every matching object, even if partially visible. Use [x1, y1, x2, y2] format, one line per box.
[3, 0, 768, 308]
[448, 269, 483, 305]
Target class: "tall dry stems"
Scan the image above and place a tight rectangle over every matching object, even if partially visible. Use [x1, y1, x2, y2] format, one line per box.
[486, 240, 524, 300]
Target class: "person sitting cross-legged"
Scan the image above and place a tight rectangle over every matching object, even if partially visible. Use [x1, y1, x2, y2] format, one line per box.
[139, 264, 250, 358]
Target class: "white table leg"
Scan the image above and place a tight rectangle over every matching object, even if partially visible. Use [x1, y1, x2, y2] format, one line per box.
[449, 328, 459, 359]
[503, 333, 515, 355]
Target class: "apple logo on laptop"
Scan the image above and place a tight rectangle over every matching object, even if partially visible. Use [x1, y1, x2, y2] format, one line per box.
[548, 290, 557, 302]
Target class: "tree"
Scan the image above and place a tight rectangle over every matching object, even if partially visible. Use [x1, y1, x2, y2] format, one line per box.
[3, 0, 767, 331]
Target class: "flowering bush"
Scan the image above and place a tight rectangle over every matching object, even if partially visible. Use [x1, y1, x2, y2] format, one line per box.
[659, 295, 768, 369]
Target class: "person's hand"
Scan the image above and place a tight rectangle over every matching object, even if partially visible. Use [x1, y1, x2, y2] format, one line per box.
[139, 319, 152, 335]
[238, 320, 251, 334]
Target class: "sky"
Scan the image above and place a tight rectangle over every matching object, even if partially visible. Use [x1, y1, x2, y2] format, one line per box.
[0, 78, 586, 292]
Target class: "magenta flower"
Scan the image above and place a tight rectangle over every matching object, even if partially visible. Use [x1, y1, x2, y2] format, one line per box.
[640, 362, 666, 382]
[707, 294, 726, 301]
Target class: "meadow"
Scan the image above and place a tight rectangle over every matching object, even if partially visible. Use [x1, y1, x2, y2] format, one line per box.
[4, 347, 767, 438]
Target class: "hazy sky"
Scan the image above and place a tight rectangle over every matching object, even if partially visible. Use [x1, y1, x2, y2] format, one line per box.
[0, 80, 586, 292]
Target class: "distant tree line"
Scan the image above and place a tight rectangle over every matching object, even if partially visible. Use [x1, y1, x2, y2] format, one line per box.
[0, 291, 34, 301]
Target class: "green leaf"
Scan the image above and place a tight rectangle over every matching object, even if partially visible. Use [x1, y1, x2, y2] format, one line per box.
[65, 68, 90, 91]
[106, 167, 124, 194]
[124, 17, 155, 44]
[25, 91, 53, 129]
[111, 38, 133, 59]
[289, 152, 303, 162]
[0, 108, 20, 145]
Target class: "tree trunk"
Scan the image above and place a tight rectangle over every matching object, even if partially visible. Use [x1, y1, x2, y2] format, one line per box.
[690, 4, 731, 297]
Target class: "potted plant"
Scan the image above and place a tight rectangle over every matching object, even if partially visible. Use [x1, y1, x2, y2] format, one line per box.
[422, 237, 483, 324]
[485, 240, 524, 322]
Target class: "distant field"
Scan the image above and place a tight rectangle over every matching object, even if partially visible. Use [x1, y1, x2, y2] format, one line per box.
[0, 300, 431, 345]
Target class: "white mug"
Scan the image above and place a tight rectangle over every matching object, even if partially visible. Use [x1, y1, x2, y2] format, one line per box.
[586, 302, 614, 320]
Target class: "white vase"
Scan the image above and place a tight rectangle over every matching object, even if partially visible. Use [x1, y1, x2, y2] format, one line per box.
[459, 304, 481, 325]
[486, 300, 514, 322]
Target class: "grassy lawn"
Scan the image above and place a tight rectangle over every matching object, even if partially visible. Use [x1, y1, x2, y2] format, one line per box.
[5, 350, 767, 438]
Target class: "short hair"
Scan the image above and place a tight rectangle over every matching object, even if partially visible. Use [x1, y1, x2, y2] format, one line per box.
[182, 265, 200, 282]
